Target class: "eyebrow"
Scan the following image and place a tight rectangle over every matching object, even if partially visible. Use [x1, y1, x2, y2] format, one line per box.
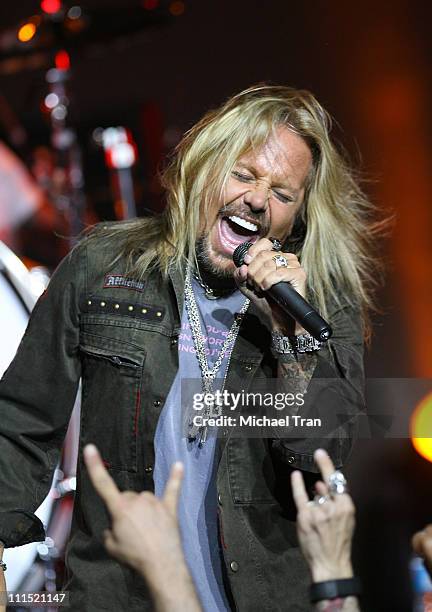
[236, 162, 300, 196]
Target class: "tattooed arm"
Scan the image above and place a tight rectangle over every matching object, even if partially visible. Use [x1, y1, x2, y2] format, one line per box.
[270, 298, 365, 471]
[232, 240, 365, 469]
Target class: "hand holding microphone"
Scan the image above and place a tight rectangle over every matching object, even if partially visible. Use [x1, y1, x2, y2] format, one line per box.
[233, 239, 332, 342]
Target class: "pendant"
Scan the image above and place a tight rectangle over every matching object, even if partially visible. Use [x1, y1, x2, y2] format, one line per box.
[204, 288, 217, 300]
[208, 393, 223, 418]
[188, 392, 223, 446]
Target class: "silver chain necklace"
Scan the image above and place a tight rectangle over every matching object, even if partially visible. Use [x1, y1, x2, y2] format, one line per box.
[184, 267, 250, 446]
[192, 271, 235, 300]
[192, 271, 218, 300]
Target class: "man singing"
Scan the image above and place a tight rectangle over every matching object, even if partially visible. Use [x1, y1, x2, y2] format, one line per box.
[0, 85, 374, 610]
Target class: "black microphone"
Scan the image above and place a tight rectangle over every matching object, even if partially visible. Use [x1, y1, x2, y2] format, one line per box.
[233, 242, 332, 342]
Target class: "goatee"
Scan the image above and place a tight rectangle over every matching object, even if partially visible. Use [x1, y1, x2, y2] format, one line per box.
[195, 237, 237, 295]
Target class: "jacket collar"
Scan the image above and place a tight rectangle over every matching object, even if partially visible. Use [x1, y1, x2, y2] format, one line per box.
[168, 263, 186, 319]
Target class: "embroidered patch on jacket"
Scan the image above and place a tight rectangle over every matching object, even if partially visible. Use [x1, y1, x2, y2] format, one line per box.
[103, 274, 145, 292]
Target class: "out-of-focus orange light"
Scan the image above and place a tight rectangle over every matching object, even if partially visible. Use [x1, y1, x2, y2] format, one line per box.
[169, 1, 185, 16]
[143, 0, 159, 9]
[18, 23, 37, 42]
[55, 50, 71, 71]
[411, 392, 432, 462]
[41, 0, 61, 14]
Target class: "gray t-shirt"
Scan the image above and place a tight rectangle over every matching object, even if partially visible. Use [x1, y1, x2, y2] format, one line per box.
[153, 278, 246, 611]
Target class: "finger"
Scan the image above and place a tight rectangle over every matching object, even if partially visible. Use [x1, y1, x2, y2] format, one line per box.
[290, 470, 309, 510]
[314, 480, 329, 497]
[233, 264, 248, 284]
[103, 529, 119, 556]
[84, 444, 122, 514]
[253, 267, 305, 293]
[162, 462, 184, 517]
[246, 251, 302, 285]
[233, 267, 267, 303]
[243, 238, 275, 263]
[246, 247, 299, 270]
[314, 448, 336, 484]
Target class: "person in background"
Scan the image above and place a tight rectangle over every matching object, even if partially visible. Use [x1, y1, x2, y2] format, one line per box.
[412, 525, 432, 579]
[292, 449, 361, 611]
[83, 444, 201, 612]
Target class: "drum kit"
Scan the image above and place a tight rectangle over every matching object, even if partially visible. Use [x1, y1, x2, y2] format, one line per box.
[0, 241, 80, 594]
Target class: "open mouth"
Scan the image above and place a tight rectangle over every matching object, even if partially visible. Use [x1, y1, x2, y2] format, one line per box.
[217, 215, 261, 254]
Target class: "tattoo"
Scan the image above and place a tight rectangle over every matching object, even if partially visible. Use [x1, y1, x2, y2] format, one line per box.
[278, 352, 317, 393]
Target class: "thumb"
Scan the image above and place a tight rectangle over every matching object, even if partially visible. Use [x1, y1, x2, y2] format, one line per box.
[162, 461, 184, 518]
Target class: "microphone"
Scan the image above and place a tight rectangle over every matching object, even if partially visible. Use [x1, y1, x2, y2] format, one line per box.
[233, 242, 332, 342]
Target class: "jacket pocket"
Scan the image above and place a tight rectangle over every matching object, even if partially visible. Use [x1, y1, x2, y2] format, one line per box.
[225, 438, 276, 505]
[79, 333, 145, 473]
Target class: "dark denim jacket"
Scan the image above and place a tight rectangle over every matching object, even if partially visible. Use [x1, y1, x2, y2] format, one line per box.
[0, 234, 364, 611]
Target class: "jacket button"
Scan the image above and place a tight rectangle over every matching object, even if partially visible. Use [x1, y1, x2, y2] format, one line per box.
[230, 561, 239, 572]
[287, 455, 295, 464]
[217, 493, 222, 506]
[243, 364, 252, 372]
[154, 400, 162, 407]
[144, 465, 153, 474]
[171, 337, 178, 346]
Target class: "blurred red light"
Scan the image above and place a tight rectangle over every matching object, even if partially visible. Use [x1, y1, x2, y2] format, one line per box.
[169, 1, 185, 16]
[55, 49, 70, 71]
[41, 0, 62, 14]
[143, 0, 158, 9]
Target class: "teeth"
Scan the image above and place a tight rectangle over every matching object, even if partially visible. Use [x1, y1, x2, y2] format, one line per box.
[228, 215, 258, 232]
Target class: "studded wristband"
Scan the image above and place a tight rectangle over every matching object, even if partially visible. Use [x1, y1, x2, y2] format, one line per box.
[271, 331, 322, 354]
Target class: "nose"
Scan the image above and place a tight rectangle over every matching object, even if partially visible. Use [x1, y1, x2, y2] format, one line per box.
[243, 183, 270, 212]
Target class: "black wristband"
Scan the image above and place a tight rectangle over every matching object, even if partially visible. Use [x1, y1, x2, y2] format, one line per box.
[310, 577, 362, 603]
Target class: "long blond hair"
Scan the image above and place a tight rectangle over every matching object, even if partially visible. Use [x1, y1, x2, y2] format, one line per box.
[89, 84, 382, 336]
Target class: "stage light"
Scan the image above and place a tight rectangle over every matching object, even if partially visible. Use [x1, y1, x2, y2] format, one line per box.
[102, 127, 137, 169]
[52, 104, 67, 121]
[67, 6, 82, 19]
[411, 392, 432, 462]
[55, 50, 70, 71]
[44, 93, 59, 109]
[18, 23, 37, 43]
[169, 1, 185, 16]
[41, 0, 62, 15]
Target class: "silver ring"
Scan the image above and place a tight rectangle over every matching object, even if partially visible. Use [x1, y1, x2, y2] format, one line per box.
[306, 494, 330, 507]
[328, 470, 348, 496]
[272, 254, 288, 268]
[314, 494, 330, 505]
[269, 237, 282, 252]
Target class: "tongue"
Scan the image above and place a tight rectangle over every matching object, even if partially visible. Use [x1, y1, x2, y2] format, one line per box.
[219, 217, 259, 250]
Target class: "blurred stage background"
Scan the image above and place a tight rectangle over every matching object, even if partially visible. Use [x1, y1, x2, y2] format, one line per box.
[0, 1, 431, 610]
